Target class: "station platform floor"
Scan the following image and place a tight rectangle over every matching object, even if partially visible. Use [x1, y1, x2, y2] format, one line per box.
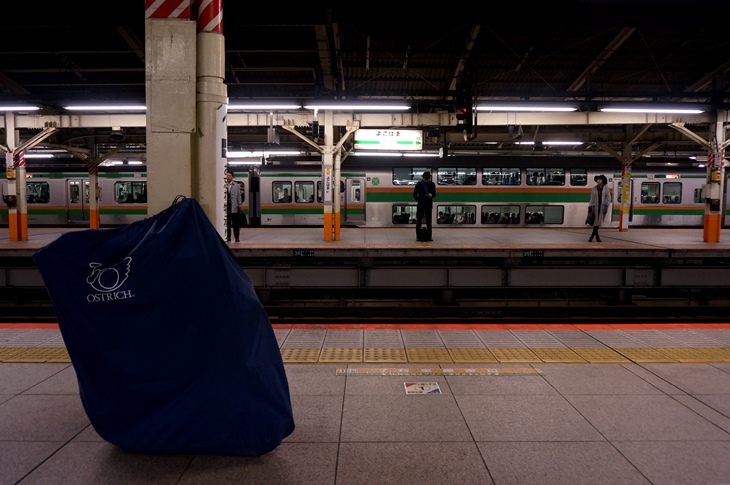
[2, 225, 730, 259]
[2, 323, 730, 484]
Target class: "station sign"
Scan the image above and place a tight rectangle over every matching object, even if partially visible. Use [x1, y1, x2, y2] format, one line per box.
[354, 129, 423, 151]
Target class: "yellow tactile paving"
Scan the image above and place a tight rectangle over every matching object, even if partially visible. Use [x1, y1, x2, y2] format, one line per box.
[0, 348, 23, 361]
[615, 348, 678, 363]
[489, 348, 542, 363]
[719, 347, 730, 362]
[657, 347, 726, 363]
[693, 348, 730, 362]
[531, 348, 587, 363]
[2, 343, 729, 364]
[364, 348, 408, 363]
[318, 348, 363, 363]
[571, 348, 631, 363]
[406, 348, 453, 363]
[280, 348, 320, 363]
[448, 348, 499, 363]
[335, 367, 543, 376]
[3, 348, 70, 363]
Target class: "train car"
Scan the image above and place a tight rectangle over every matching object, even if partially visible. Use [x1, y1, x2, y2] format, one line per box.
[247, 157, 720, 229]
[1, 157, 725, 229]
[0, 165, 148, 227]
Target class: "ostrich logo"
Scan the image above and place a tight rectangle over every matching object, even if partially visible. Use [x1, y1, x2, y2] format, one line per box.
[86, 257, 132, 293]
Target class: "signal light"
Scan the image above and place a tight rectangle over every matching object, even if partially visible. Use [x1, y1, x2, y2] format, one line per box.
[454, 81, 475, 140]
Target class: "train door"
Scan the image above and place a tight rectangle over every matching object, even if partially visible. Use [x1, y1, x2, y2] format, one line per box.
[67, 179, 87, 223]
[613, 177, 635, 225]
[342, 178, 366, 224]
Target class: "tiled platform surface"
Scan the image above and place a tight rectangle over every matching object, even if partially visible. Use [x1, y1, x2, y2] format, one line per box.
[3, 226, 730, 258]
[1, 324, 730, 484]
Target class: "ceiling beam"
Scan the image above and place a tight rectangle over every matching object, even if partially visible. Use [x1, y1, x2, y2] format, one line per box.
[449, 25, 481, 92]
[567, 27, 635, 93]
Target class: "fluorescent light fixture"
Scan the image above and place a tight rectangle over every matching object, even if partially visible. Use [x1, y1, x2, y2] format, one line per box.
[477, 105, 577, 112]
[352, 151, 404, 157]
[108, 160, 144, 165]
[403, 152, 440, 157]
[304, 102, 410, 111]
[24, 153, 54, 158]
[517, 141, 583, 145]
[600, 107, 704, 114]
[228, 159, 262, 165]
[0, 105, 40, 111]
[64, 105, 147, 111]
[228, 103, 302, 110]
[227, 150, 302, 157]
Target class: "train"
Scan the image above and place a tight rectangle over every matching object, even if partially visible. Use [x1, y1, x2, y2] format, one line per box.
[0, 157, 724, 229]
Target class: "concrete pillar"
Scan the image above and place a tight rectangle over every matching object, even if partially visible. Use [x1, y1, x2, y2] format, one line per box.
[88, 168, 100, 229]
[322, 110, 335, 240]
[334, 150, 341, 240]
[703, 113, 727, 242]
[618, 142, 633, 232]
[14, 152, 27, 241]
[4, 114, 23, 241]
[194, 27, 227, 236]
[144, 15, 196, 217]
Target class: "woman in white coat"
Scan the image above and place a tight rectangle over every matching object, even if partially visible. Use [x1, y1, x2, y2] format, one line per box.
[588, 174, 611, 242]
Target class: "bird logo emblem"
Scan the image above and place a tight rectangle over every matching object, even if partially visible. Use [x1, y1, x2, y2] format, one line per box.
[86, 257, 132, 292]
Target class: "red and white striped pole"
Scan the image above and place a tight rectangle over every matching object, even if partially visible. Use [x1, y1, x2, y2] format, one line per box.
[193, 0, 223, 33]
[144, 0, 191, 19]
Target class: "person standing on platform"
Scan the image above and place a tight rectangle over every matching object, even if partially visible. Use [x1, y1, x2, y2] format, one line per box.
[226, 171, 242, 243]
[413, 171, 436, 241]
[588, 174, 610, 242]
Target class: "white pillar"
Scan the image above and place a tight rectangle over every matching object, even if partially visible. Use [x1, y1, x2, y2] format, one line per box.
[194, 29, 227, 236]
[145, 17, 197, 216]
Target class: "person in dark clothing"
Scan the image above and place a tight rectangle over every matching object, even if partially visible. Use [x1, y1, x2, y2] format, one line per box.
[588, 174, 611, 242]
[413, 171, 436, 241]
[226, 171, 243, 242]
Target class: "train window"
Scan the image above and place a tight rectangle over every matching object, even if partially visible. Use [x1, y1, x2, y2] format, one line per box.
[316, 181, 323, 203]
[482, 168, 520, 186]
[694, 187, 703, 203]
[436, 167, 476, 185]
[525, 205, 564, 224]
[114, 181, 147, 203]
[436, 205, 477, 224]
[663, 182, 682, 204]
[84, 183, 103, 203]
[27, 182, 49, 204]
[570, 168, 588, 186]
[481, 205, 520, 224]
[68, 181, 82, 203]
[527, 168, 564, 186]
[392, 205, 416, 224]
[640, 182, 660, 203]
[294, 181, 314, 203]
[392, 167, 429, 186]
[273, 182, 292, 202]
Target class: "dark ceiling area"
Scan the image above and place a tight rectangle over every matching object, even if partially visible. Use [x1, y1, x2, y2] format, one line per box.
[1, 2, 729, 160]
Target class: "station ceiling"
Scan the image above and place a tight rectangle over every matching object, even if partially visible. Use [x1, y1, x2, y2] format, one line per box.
[1, 2, 729, 162]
